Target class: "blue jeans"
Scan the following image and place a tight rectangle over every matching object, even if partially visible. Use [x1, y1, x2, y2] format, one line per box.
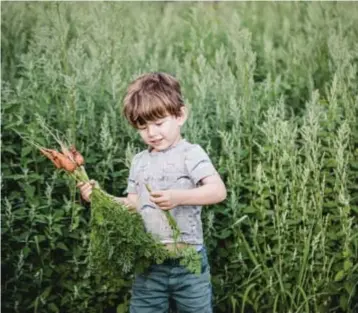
[130, 248, 212, 313]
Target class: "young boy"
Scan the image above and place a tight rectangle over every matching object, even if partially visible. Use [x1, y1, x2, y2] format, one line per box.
[78, 72, 227, 313]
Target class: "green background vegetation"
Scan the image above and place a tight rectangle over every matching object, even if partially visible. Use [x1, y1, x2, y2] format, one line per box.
[2, 2, 358, 312]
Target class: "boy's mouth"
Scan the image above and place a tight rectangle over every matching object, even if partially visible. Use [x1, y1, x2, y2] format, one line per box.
[150, 139, 163, 145]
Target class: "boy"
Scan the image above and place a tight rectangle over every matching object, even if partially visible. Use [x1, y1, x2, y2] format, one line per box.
[78, 72, 227, 313]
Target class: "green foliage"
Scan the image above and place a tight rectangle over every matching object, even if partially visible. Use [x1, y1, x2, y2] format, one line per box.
[177, 247, 203, 276]
[89, 188, 168, 277]
[2, 2, 358, 313]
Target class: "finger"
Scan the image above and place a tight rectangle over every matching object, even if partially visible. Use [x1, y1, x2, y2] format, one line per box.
[150, 196, 165, 203]
[156, 201, 170, 208]
[76, 182, 85, 188]
[157, 200, 169, 206]
[81, 185, 92, 193]
[81, 192, 90, 202]
[79, 182, 91, 189]
[150, 191, 163, 198]
[122, 199, 131, 207]
[80, 186, 92, 197]
[159, 206, 171, 211]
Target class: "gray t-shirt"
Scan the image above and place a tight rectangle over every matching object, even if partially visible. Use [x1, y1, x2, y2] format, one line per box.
[125, 139, 217, 245]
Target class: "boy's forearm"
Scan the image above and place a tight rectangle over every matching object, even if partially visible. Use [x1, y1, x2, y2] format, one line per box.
[178, 183, 226, 206]
[112, 196, 137, 209]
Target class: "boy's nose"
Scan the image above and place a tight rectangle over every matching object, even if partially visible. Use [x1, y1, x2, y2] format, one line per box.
[147, 125, 157, 137]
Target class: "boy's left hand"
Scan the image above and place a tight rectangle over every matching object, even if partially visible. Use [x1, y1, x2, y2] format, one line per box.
[150, 190, 182, 210]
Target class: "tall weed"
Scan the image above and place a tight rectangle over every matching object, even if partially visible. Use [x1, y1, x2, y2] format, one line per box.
[2, 2, 357, 312]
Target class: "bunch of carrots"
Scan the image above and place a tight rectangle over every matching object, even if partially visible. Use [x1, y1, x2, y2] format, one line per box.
[17, 116, 90, 185]
[35, 142, 91, 189]
[40, 145, 84, 172]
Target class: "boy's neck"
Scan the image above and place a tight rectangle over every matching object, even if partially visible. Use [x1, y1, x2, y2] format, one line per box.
[170, 135, 183, 148]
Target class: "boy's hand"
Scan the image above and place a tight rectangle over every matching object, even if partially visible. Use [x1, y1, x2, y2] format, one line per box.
[150, 190, 182, 210]
[77, 180, 97, 202]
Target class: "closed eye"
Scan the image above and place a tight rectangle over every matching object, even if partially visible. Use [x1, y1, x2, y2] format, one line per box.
[156, 118, 169, 126]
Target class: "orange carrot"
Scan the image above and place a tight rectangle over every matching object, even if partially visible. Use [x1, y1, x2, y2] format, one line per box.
[74, 152, 84, 166]
[40, 148, 53, 160]
[70, 145, 85, 166]
[40, 148, 62, 169]
[61, 144, 75, 162]
[49, 150, 77, 172]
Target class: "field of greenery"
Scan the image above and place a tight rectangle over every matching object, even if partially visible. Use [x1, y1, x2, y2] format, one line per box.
[2, 2, 358, 313]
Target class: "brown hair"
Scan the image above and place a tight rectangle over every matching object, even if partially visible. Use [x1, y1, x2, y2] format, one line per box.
[123, 72, 184, 128]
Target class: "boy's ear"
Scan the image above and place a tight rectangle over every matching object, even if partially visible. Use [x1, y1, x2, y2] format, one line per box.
[177, 106, 188, 126]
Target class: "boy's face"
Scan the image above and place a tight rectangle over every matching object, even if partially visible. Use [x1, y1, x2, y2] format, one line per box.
[137, 109, 187, 152]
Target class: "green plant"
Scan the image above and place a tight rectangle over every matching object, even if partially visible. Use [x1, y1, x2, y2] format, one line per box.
[2, 2, 357, 312]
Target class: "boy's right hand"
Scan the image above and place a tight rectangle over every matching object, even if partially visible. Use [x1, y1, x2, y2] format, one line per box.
[77, 180, 97, 202]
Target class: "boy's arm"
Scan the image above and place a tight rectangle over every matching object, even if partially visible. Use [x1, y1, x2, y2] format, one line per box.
[112, 193, 138, 210]
[177, 174, 226, 206]
[77, 181, 138, 210]
[150, 144, 226, 210]
[150, 174, 226, 210]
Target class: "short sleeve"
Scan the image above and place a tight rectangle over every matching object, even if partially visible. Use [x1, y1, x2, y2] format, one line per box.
[125, 154, 140, 194]
[185, 144, 217, 185]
